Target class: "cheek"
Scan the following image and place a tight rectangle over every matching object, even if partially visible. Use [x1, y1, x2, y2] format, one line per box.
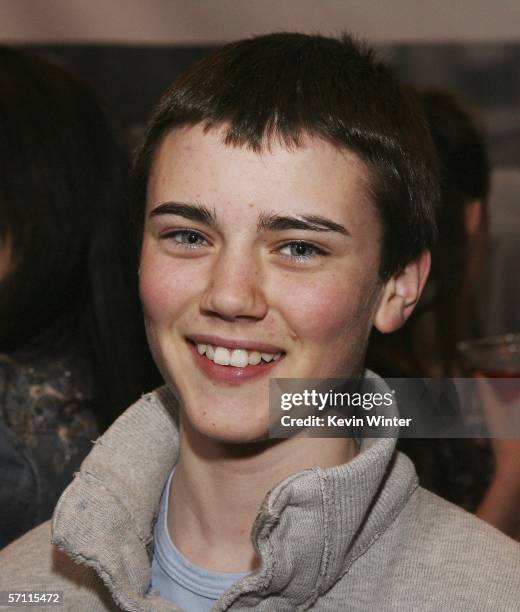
[278, 270, 379, 346]
[138, 245, 195, 326]
[139, 262, 170, 325]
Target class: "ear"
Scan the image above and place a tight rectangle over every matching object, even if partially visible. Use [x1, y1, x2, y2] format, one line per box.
[373, 250, 431, 334]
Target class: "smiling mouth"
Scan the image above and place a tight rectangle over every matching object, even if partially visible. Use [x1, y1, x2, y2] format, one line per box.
[193, 341, 283, 368]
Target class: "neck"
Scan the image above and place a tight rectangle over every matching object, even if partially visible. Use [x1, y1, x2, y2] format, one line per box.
[167, 419, 358, 572]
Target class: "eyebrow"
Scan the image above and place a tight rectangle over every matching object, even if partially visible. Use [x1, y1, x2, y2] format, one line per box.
[149, 201, 217, 226]
[257, 212, 350, 236]
[149, 201, 350, 237]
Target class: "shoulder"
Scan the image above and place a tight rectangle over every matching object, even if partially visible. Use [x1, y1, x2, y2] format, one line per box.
[332, 480, 519, 610]
[392, 485, 519, 605]
[0, 345, 98, 468]
[0, 348, 100, 545]
[0, 521, 118, 611]
[1, 343, 95, 402]
[409, 486, 519, 559]
[0, 347, 97, 431]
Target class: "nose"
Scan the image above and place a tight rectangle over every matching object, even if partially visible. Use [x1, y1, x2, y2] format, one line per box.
[200, 246, 268, 322]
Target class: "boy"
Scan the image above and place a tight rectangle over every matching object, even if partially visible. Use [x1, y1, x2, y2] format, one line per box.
[1, 33, 518, 612]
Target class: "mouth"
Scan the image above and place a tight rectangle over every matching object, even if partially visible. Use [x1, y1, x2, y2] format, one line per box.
[186, 335, 285, 384]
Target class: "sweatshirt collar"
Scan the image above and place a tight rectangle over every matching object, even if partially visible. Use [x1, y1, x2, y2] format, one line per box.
[52, 378, 418, 611]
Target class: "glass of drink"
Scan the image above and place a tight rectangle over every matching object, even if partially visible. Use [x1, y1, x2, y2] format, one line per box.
[458, 333, 520, 379]
[457, 334, 520, 436]
[458, 334, 520, 402]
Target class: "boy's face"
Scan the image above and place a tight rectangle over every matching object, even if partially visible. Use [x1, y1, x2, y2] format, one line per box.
[140, 125, 396, 443]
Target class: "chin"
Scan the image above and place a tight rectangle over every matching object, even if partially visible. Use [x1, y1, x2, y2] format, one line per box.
[183, 404, 270, 445]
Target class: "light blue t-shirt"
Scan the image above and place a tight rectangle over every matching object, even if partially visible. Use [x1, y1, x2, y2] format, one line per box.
[150, 470, 248, 611]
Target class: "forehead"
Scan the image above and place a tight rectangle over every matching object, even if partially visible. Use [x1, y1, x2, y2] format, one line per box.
[147, 124, 378, 231]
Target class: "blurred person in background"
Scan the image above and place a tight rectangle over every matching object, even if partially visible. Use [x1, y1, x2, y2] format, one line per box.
[0, 46, 159, 549]
[478, 166, 520, 337]
[368, 88, 520, 539]
[368, 88, 489, 379]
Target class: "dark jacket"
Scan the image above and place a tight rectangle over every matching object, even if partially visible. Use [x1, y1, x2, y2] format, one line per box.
[0, 346, 98, 547]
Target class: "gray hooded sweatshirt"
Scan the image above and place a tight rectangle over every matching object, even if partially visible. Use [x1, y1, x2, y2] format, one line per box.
[0, 386, 519, 611]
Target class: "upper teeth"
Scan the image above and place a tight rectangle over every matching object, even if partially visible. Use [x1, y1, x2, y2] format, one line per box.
[196, 343, 282, 367]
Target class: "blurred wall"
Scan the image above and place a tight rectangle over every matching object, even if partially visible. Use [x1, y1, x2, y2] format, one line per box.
[1, 0, 520, 44]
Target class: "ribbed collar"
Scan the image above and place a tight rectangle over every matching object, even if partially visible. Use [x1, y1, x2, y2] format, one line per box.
[52, 380, 418, 611]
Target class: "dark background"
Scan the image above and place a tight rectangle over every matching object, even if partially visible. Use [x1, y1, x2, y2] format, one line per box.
[23, 43, 520, 167]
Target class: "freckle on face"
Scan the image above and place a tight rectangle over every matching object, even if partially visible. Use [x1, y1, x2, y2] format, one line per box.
[140, 125, 384, 443]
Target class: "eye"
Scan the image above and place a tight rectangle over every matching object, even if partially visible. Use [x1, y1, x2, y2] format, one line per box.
[278, 241, 324, 261]
[162, 229, 208, 248]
